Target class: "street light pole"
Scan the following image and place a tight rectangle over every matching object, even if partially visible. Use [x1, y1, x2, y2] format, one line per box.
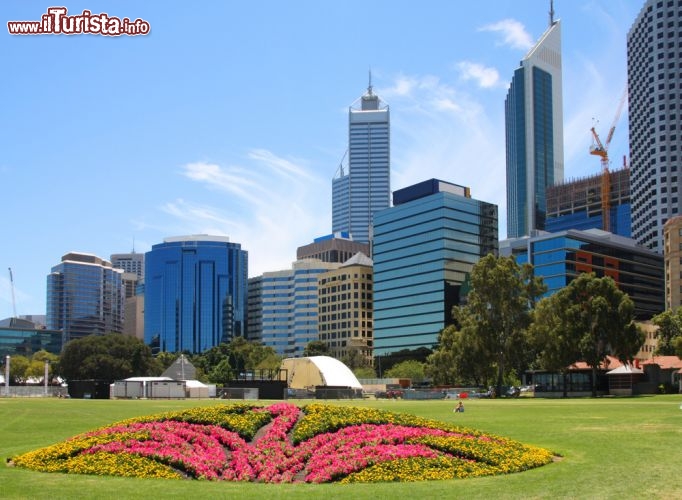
[5, 355, 10, 397]
[44, 360, 49, 396]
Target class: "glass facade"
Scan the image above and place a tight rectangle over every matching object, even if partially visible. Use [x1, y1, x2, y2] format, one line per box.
[0, 327, 62, 358]
[373, 186, 498, 356]
[144, 236, 248, 354]
[46, 253, 125, 344]
[628, 0, 682, 253]
[546, 204, 632, 237]
[504, 230, 664, 319]
[332, 85, 390, 243]
[259, 260, 339, 357]
[505, 19, 563, 238]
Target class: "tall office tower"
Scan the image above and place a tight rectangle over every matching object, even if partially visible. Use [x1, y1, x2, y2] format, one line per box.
[144, 235, 248, 354]
[663, 216, 682, 310]
[111, 252, 145, 299]
[628, 0, 682, 253]
[332, 77, 390, 243]
[297, 232, 370, 263]
[545, 167, 631, 237]
[246, 275, 263, 342]
[47, 252, 125, 344]
[373, 179, 498, 356]
[505, 10, 564, 238]
[258, 259, 340, 357]
[111, 252, 144, 280]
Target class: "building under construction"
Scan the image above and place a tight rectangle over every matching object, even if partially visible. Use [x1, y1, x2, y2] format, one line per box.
[545, 167, 631, 237]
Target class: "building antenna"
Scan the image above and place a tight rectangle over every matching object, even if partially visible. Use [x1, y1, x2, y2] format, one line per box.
[367, 68, 373, 96]
[8, 268, 17, 319]
[132, 236, 136, 254]
[549, 0, 555, 26]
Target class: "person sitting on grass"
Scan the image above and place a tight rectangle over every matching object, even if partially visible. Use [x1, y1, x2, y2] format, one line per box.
[454, 401, 464, 413]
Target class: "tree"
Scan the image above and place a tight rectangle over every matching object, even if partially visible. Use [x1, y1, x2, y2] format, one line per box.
[427, 322, 494, 387]
[533, 273, 643, 397]
[303, 340, 329, 357]
[352, 366, 376, 379]
[6, 355, 29, 385]
[59, 333, 156, 382]
[452, 254, 546, 397]
[530, 294, 583, 397]
[384, 360, 426, 384]
[341, 348, 372, 370]
[207, 358, 233, 385]
[651, 308, 682, 355]
[191, 338, 282, 380]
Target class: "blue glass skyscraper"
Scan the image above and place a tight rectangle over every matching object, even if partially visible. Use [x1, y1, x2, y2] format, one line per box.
[144, 235, 248, 353]
[332, 78, 390, 243]
[505, 13, 563, 238]
[372, 179, 498, 355]
[47, 252, 125, 344]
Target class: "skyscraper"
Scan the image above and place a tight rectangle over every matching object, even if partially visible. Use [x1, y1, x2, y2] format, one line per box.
[144, 235, 248, 353]
[372, 179, 498, 355]
[505, 10, 564, 238]
[257, 259, 340, 357]
[332, 77, 390, 243]
[628, 0, 682, 253]
[46, 252, 125, 344]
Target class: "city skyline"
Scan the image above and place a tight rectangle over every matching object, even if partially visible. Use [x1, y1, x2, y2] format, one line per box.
[1, 1, 642, 319]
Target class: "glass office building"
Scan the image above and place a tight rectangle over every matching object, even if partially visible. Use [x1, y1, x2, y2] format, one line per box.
[258, 259, 340, 357]
[628, 0, 682, 253]
[372, 179, 498, 355]
[47, 252, 125, 344]
[500, 229, 664, 319]
[505, 15, 563, 238]
[144, 235, 248, 353]
[332, 80, 390, 243]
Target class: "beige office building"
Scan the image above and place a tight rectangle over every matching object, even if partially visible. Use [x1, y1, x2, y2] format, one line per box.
[318, 253, 373, 365]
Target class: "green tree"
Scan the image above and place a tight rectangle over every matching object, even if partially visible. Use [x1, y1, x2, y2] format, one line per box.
[533, 273, 643, 397]
[651, 308, 682, 355]
[6, 355, 30, 384]
[303, 340, 329, 357]
[59, 333, 156, 382]
[341, 349, 371, 370]
[427, 321, 494, 387]
[453, 254, 546, 397]
[352, 366, 376, 379]
[384, 360, 426, 384]
[530, 294, 583, 397]
[207, 358, 233, 385]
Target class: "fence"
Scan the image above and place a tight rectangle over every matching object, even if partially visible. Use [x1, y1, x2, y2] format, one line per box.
[0, 386, 67, 398]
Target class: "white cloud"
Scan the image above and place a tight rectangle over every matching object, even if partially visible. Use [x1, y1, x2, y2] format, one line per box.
[379, 73, 507, 236]
[166, 151, 330, 277]
[479, 19, 533, 51]
[456, 61, 503, 89]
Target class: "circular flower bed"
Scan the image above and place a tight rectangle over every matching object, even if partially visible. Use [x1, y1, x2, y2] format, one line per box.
[10, 402, 554, 483]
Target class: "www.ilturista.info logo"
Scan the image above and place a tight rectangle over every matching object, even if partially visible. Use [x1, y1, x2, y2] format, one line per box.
[7, 7, 150, 36]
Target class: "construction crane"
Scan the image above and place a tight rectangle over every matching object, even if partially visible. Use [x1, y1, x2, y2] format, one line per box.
[8, 267, 17, 319]
[590, 87, 628, 232]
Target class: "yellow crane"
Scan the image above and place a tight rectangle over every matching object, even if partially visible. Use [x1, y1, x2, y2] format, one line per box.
[590, 87, 627, 232]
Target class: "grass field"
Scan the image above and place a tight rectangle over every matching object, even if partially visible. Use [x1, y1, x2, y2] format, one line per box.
[1, 395, 681, 499]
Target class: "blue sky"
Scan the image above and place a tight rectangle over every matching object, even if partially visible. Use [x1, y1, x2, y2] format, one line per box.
[1, 0, 644, 319]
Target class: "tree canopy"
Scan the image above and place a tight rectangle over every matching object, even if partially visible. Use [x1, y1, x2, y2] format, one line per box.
[651, 308, 682, 356]
[429, 254, 546, 395]
[531, 273, 643, 396]
[59, 333, 157, 383]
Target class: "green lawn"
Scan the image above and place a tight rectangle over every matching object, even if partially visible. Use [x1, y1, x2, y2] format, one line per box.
[1, 396, 681, 499]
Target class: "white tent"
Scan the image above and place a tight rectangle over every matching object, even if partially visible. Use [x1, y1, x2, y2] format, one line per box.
[281, 356, 362, 390]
